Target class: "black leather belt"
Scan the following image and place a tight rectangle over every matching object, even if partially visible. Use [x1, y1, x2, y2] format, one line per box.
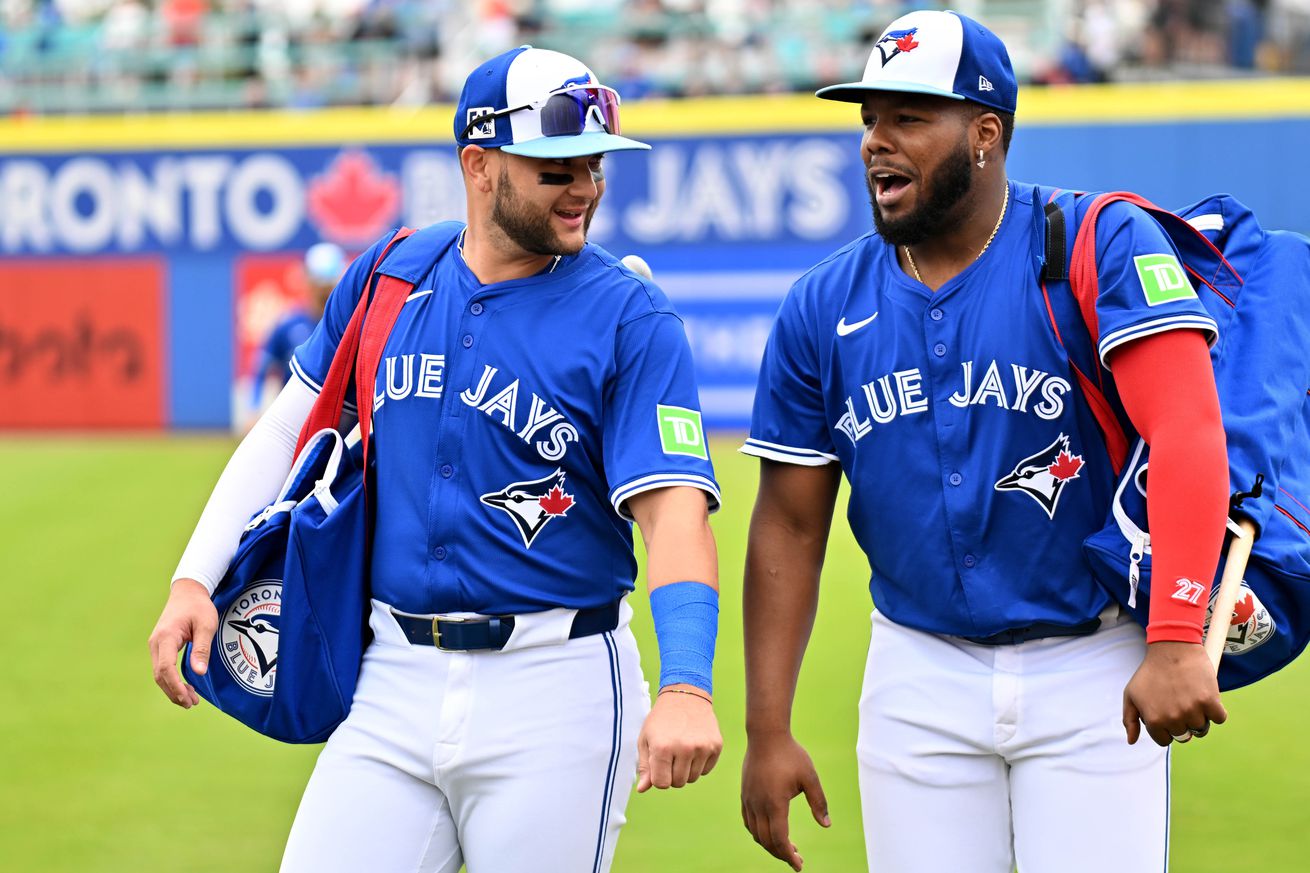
[391, 601, 621, 651]
[961, 615, 1103, 646]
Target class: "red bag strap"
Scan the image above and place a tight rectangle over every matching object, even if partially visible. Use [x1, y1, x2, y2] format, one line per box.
[354, 273, 415, 474]
[295, 227, 416, 455]
[1040, 190, 1163, 476]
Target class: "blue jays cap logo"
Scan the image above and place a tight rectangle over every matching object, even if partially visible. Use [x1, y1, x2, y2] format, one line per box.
[481, 468, 576, 548]
[994, 433, 1085, 519]
[218, 580, 281, 696]
[876, 27, 920, 66]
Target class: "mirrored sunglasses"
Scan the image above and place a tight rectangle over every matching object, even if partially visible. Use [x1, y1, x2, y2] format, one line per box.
[462, 84, 623, 141]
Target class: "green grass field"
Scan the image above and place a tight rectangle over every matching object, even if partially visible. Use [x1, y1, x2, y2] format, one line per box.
[3, 434, 1309, 872]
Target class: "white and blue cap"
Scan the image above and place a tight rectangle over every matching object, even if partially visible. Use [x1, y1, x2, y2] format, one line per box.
[455, 46, 651, 159]
[816, 10, 1017, 115]
[304, 242, 345, 283]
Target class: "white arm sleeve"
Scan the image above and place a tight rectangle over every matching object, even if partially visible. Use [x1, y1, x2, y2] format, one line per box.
[172, 376, 320, 594]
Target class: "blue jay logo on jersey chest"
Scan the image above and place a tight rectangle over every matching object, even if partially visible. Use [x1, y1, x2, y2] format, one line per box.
[481, 469, 576, 548]
[994, 433, 1086, 519]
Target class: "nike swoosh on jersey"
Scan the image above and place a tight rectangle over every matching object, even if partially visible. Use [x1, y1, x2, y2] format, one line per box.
[836, 312, 878, 336]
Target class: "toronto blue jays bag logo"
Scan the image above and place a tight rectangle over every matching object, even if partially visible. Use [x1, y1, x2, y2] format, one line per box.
[876, 27, 920, 66]
[218, 580, 281, 696]
[1207, 582, 1275, 654]
[994, 433, 1085, 519]
[481, 468, 576, 548]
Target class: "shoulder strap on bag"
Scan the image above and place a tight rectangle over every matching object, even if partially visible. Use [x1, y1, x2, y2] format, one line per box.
[295, 228, 417, 455]
[353, 223, 465, 474]
[1040, 189, 1244, 475]
[1037, 189, 1132, 475]
[295, 222, 465, 477]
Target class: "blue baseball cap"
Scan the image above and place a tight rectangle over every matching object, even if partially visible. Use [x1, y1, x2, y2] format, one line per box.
[816, 10, 1017, 115]
[454, 46, 651, 159]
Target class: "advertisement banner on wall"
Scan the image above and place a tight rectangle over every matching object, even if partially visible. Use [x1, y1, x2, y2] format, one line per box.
[0, 259, 165, 428]
[2, 89, 1307, 431]
[0, 132, 869, 429]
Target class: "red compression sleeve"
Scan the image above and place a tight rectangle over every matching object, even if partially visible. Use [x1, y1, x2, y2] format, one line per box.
[1108, 329, 1228, 643]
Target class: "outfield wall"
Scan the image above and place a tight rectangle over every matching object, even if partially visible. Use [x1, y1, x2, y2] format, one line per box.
[2, 80, 1308, 431]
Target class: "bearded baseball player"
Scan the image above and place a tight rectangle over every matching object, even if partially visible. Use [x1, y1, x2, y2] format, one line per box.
[739, 10, 1230, 872]
[149, 46, 723, 872]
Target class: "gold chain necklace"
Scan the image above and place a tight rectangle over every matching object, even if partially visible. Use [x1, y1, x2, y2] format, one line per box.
[904, 184, 1009, 284]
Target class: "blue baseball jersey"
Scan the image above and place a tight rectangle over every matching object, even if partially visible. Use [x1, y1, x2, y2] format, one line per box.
[252, 309, 317, 405]
[293, 224, 719, 616]
[743, 181, 1218, 637]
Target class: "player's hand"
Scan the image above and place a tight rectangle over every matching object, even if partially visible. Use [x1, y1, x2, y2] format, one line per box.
[1123, 640, 1228, 746]
[636, 685, 722, 792]
[148, 578, 218, 709]
[741, 730, 830, 871]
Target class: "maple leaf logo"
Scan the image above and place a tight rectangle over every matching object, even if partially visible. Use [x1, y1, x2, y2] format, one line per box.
[876, 27, 920, 66]
[895, 33, 919, 53]
[1232, 590, 1256, 625]
[1048, 451, 1084, 481]
[539, 485, 574, 516]
[480, 469, 576, 548]
[307, 149, 401, 246]
[995, 434, 1086, 520]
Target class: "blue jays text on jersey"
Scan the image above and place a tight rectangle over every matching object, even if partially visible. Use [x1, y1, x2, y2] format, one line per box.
[292, 223, 720, 616]
[743, 181, 1217, 638]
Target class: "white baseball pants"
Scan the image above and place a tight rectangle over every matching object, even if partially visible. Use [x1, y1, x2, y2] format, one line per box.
[858, 607, 1170, 873]
[280, 599, 649, 873]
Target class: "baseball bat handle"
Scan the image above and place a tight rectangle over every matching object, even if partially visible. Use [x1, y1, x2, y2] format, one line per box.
[1203, 517, 1258, 673]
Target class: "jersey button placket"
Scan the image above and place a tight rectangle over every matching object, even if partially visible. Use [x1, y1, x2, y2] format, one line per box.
[430, 287, 479, 579]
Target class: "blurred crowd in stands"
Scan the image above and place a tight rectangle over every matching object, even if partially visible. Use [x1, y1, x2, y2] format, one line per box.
[2, 0, 1308, 115]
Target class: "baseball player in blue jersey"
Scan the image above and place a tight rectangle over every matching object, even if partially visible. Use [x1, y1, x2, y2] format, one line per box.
[249, 242, 346, 412]
[739, 11, 1230, 872]
[149, 46, 723, 872]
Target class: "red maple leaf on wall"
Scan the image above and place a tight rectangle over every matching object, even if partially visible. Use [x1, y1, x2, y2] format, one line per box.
[539, 485, 575, 516]
[307, 150, 401, 245]
[1048, 451, 1085, 481]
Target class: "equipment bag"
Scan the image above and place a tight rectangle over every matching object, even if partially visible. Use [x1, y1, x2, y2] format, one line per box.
[183, 222, 462, 741]
[1038, 188, 1310, 690]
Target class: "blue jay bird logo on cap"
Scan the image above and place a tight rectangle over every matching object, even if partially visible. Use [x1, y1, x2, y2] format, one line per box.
[876, 27, 920, 66]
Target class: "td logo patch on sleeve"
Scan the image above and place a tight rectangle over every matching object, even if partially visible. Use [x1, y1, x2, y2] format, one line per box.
[1134, 253, 1195, 306]
[657, 405, 708, 459]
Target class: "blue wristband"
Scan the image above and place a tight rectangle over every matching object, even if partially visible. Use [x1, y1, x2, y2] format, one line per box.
[649, 581, 719, 695]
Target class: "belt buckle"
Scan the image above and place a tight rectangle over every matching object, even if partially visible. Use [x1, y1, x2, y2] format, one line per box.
[432, 615, 473, 652]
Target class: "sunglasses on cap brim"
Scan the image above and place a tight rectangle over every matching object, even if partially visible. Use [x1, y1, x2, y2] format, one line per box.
[461, 84, 623, 141]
